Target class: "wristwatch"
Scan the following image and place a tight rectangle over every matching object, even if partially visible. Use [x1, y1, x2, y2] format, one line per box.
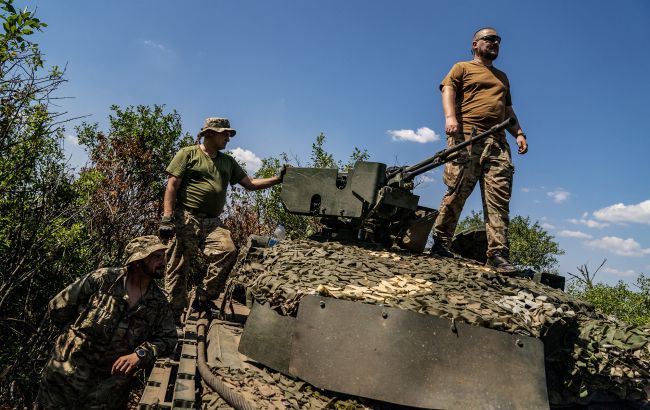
[135, 347, 147, 362]
[517, 132, 527, 140]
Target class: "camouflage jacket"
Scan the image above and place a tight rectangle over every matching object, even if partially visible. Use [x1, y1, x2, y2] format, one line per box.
[48, 267, 177, 369]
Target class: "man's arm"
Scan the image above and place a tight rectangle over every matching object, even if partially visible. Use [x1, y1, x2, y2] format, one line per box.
[441, 85, 459, 136]
[238, 175, 282, 191]
[163, 174, 182, 217]
[504, 106, 528, 155]
[48, 271, 101, 328]
[112, 303, 178, 375]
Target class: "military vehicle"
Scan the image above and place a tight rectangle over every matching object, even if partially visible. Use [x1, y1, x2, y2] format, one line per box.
[139, 118, 649, 409]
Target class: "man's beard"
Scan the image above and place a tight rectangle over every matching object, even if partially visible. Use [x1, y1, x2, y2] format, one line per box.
[145, 264, 165, 279]
[481, 48, 499, 61]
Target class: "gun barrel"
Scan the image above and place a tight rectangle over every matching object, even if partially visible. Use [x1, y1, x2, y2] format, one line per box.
[395, 117, 515, 180]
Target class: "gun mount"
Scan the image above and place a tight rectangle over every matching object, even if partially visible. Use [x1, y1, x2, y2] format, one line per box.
[280, 118, 515, 252]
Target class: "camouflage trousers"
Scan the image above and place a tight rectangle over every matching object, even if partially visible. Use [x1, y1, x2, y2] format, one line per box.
[433, 131, 514, 257]
[165, 207, 237, 318]
[35, 330, 132, 410]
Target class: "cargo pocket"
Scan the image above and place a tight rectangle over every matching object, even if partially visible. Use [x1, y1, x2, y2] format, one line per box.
[443, 145, 469, 193]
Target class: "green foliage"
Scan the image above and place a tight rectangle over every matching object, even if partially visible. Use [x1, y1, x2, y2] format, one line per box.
[0, 1, 89, 406]
[455, 211, 565, 273]
[568, 261, 650, 326]
[0, 0, 46, 66]
[576, 280, 650, 326]
[76, 104, 193, 265]
[310, 133, 336, 168]
[455, 209, 483, 233]
[509, 215, 564, 273]
[252, 154, 319, 239]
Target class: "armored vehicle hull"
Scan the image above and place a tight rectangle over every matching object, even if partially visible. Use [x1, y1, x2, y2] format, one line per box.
[195, 238, 649, 409]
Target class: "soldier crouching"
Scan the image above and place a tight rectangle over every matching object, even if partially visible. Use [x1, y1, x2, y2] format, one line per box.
[35, 236, 177, 410]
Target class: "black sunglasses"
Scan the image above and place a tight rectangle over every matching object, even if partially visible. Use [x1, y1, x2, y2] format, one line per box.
[477, 34, 501, 43]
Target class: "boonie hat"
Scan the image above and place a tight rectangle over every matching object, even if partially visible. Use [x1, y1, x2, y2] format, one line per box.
[199, 117, 236, 137]
[125, 235, 167, 265]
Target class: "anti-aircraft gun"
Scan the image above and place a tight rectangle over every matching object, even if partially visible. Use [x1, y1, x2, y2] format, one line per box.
[280, 117, 516, 252]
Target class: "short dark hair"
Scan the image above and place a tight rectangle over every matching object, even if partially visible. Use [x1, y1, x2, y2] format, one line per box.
[473, 27, 497, 41]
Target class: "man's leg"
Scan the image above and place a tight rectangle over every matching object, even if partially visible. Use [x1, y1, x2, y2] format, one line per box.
[35, 334, 94, 409]
[480, 141, 514, 259]
[202, 225, 237, 300]
[84, 374, 132, 410]
[165, 209, 201, 320]
[433, 148, 480, 248]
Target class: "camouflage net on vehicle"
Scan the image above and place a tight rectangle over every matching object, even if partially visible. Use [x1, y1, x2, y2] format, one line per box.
[223, 239, 650, 406]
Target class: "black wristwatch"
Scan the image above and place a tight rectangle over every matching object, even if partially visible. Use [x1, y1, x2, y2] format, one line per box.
[517, 132, 527, 140]
[135, 347, 147, 362]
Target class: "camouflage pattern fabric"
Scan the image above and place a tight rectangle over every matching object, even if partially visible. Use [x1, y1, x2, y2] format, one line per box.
[200, 117, 236, 136]
[36, 267, 177, 410]
[224, 239, 649, 406]
[165, 207, 237, 318]
[434, 128, 514, 257]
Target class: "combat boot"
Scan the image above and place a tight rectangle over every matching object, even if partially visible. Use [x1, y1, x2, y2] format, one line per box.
[191, 288, 219, 318]
[486, 253, 517, 275]
[430, 240, 454, 258]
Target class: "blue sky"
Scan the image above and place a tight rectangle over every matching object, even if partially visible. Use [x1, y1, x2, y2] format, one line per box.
[23, 0, 649, 285]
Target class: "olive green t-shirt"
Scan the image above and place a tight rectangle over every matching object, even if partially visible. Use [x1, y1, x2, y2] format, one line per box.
[440, 60, 512, 130]
[166, 145, 247, 217]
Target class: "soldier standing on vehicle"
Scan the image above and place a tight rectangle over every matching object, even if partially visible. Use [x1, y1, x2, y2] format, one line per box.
[159, 117, 284, 321]
[430, 27, 528, 272]
[36, 236, 177, 410]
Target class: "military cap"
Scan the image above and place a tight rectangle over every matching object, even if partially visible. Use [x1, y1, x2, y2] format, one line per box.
[199, 117, 236, 137]
[125, 235, 167, 265]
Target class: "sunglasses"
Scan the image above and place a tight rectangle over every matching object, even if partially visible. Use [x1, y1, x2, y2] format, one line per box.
[477, 34, 501, 43]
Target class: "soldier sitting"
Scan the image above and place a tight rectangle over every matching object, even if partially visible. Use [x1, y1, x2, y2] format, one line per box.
[35, 236, 178, 410]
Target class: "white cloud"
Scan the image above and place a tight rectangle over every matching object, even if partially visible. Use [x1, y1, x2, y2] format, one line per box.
[230, 147, 263, 174]
[388, 127, 440, 143]
[417, 172, 436, 185]
[547, 190, 571, 203]
[521, 187, 531, 193]
[602, 267, 638, 278]
[143, 39, 169, 52]
[541, 222, 556, 230]
[65, 135, 79, 146]
[586, 236, 650, 257]
[558, 230, 592, 239]
[568, 218, 609, 229]
[593, 200, 650, 225]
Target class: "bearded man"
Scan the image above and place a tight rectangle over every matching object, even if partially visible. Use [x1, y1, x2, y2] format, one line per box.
[430, 27, 528, 272]
[36, 236, 177, 409]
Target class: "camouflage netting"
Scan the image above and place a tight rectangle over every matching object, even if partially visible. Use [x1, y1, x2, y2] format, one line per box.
[223, 239, 650, 406]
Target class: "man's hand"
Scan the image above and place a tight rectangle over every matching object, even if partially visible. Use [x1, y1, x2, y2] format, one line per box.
[445, 116, 459, 135]
[111, 353, 140, 376]
[279, 164, 291, 182]
[159, 216, 175, 240]
[516, 135, 528, 154]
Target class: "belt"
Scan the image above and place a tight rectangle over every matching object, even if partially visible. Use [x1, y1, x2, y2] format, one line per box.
[179, 207, 216, 219]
